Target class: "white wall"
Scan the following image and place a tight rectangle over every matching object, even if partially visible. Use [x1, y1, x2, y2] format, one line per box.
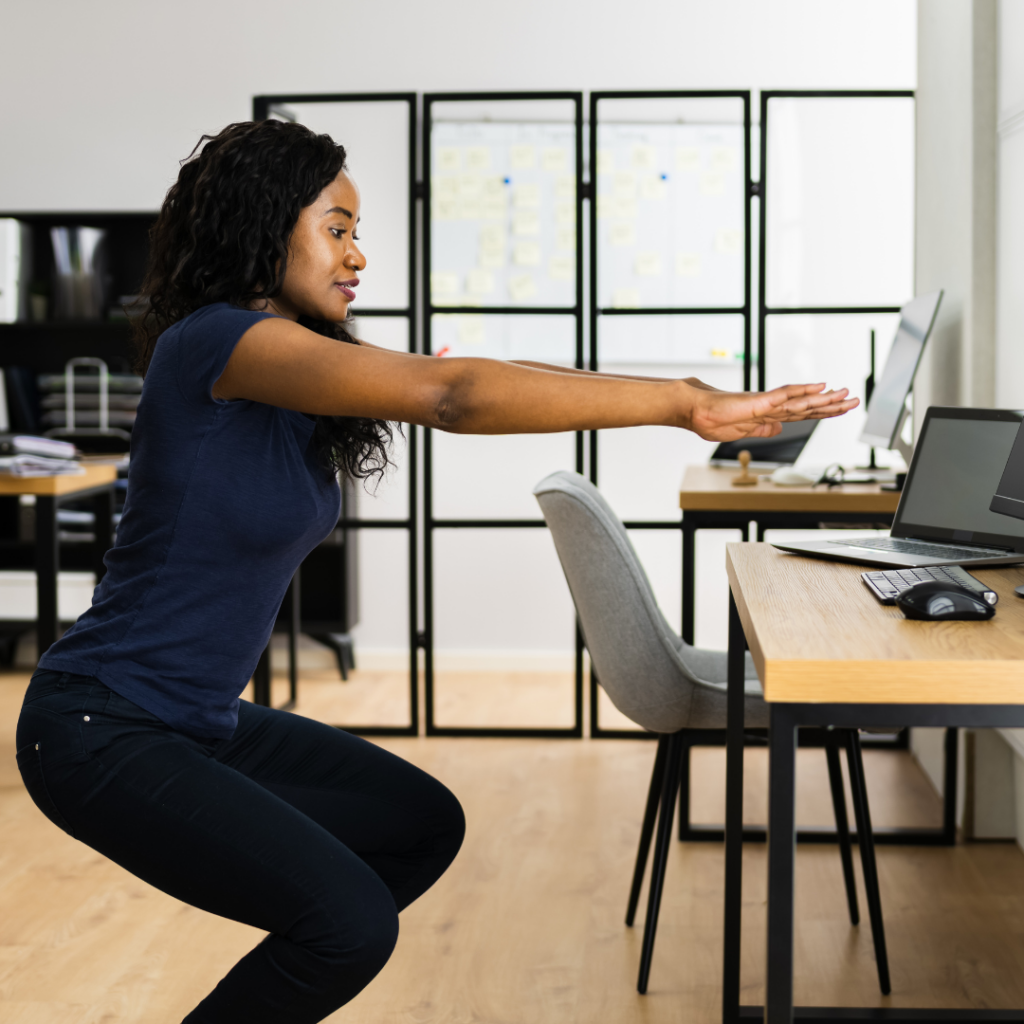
[0, 0, 917, 665]
[996, 0, 1024, 408]
[2, 0, 915, 211]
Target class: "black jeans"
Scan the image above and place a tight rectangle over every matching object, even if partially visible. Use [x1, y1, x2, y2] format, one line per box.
[16, 669, 465, 1024]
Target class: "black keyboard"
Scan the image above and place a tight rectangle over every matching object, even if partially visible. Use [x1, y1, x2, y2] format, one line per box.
[861, 564, 999, 605]
[833, 536, 1006, 560]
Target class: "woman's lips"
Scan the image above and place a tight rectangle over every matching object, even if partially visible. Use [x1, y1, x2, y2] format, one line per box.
[336, 280, 358, 301]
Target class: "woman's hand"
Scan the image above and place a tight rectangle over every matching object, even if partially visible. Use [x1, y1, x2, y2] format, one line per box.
[682, 383, 858, 441]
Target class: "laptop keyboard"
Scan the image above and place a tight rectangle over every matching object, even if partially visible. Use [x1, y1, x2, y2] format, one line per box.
[861, 564, 998, 605]
[831, 536, 1006, 560]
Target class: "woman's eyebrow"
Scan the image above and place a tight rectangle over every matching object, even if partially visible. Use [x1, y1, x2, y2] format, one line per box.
[322, 206, 354, 219]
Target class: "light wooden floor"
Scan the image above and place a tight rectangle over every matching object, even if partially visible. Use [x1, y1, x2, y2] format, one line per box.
[4, 669, 1024, 1022]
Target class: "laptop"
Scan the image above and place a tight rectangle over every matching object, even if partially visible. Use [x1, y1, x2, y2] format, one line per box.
[709, 420, 818, 469]
[772, 406, 1024, 569]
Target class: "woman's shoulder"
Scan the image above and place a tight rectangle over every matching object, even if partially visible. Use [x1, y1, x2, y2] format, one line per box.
[153, 303, 279, 406]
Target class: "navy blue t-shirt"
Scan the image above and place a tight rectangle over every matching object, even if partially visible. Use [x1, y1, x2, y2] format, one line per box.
[39, 303, 342, 738]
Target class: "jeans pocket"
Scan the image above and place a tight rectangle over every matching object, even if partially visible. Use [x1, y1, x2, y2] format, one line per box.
[16, 740, 75, 837]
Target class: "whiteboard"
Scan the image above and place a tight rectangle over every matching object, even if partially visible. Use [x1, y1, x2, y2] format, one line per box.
[429, 121, 577, 310]
[595, 122, 745, 311]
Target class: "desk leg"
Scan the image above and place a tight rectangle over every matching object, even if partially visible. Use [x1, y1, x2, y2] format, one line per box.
[765, 702, 798, 1024]
[35, 496, 59, 656]
[284, 566, 300, 711]
[722, 591, 746, 1024]
[943, 727, 959, 843]
[682, 519, 696, 646]
[252, 645, 271, 707]
[93, 487, 114, 583]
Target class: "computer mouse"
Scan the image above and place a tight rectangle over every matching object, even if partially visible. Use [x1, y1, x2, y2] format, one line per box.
[895, 581, 996, 621]
[770, 467, 816, 486]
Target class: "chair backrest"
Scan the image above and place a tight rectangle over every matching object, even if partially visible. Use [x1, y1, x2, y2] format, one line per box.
[533, 470, 707, 733]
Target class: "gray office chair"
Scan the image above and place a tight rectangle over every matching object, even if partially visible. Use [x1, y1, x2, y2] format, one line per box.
[533, 470, 889, 995]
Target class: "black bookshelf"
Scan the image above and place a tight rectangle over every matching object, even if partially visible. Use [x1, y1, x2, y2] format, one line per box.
[0, 211, 155, 374]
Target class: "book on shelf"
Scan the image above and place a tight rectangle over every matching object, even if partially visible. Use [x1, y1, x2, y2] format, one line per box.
[0, 219, 32, 323]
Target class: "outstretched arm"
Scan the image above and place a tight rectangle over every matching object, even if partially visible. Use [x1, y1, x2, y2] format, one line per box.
[214, 318, 857, 441]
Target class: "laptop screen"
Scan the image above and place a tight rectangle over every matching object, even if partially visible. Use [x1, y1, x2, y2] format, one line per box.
[894, 407, 1024, 551]
[709, 420, 818, 466]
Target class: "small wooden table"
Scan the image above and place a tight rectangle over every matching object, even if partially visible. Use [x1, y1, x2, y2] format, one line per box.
[0, 464, 118, 655]
[679, 466, 900, 644]
[722, 544, 1024, 1024]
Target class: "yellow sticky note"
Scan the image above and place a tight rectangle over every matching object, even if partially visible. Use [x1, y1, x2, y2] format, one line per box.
[508, 274, 537, 301]
[479, 245, 504, 269]
[458, 317, 486, 346]
[513, 183, 541, 208]
[437, 147, 460, 172]
[631, 144, 657, 170]
[460, 196, 482, 221]
[435, 177, 458, 198]
[640, 176, 667, 201]
[459, 175, 483, 197]
[612, 287, 640, 309]
[431, 271, 460, 297]
[609, 222, 636, 247]
[556, 229, 576, 251]
[555, 202, 575, 227]
[512, 241, 542, 267]
[675, 253, 701, 277]
[432, 198, 459, 221]
[465, 146, 490, 172]
[555, 175, 576, 199]
[613, 171, 636, 200]
[634, 252, 663, 277]
[549, 255, 574, 282]
[482, 176, 506, 198]
[709, 146, 736, 171]
[610, 197, 638, 220]
[675, 147, 700, 172]
[710, 347, 731, 360]
[543, 147, 568, 172]
[596, 149, 614, 174]
[512, 210, 541, 236]
[480, 223, 505, 248]
[715, 229, 742, 255]
[481, 197, 506, 220]
[700, 173, 726, 197]
[466, 269, 494, 295]
[510, 145, 535, 169]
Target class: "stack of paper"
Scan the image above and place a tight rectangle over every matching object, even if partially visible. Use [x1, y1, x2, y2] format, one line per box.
[0, 455, 84, 477]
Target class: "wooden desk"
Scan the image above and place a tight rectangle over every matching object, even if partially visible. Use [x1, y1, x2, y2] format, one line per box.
[722, 544, 1024, 1024]
[1, 465, 118, 655]
[679, 466, 900, 644]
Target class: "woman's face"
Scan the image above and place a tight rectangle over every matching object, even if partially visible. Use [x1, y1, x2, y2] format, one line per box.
[271, 169, 366, 322]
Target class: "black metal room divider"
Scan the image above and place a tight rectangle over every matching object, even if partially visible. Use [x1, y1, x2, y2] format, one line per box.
[757, 90, 916, 391]
[587, 91, 754, 737]
[422, 92, 586, 737]
[252, 93, 420, 737]
[250, 89, 915, 738]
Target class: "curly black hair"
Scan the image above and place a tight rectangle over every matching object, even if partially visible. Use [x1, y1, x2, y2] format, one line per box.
[132, 119, 395, 481]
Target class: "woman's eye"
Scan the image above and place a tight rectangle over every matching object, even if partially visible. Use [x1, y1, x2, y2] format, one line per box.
[330, 227, 346, 239]
[352, 234, 360, 241]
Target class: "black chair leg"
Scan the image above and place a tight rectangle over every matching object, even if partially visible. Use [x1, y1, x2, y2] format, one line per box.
[627, 734, 669, 927]
[825, 730, 860, 926]
[637, 731, 685, 994]
[845, 730, 892, 996]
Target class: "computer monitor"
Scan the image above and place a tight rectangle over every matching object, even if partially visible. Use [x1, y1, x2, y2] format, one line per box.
[709, 420, 818, 469]
[990, 418, 1024, 522]
[859, 290, 944, 460]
